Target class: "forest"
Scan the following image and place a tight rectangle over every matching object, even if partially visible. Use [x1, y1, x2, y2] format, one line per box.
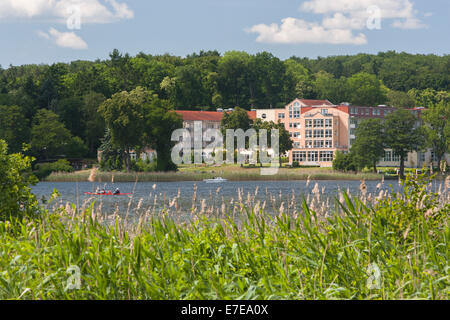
[0, 50, 449, 160]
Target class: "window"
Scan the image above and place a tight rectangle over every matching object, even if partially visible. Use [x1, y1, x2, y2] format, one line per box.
[314, 140, 324, 148]
[325, 119, 332, 127]
[350, 128, 356, 135]
[289, 123, 293, 128]
[392, 153, 400, 162]
[305, 130, 313, 138]
[373, 109, 380, 116]
[278, 113, 285, 119]
[431, 151, 438, 162]
[384, 151, 392, 162]
[293, 142, 301, 148]
[293, 151, 306, 162]
[419, 152, 426, 162]
[289, 106, 293, 118]
[308, 151, 318, 162]
[325, 130, 332, 138]
[350, 118, 358, 126]
[293, 106, 300, 118]
[262, 113, 267, 119]
[313, 130, 324, 138]
[325, 140, 333, 148]
[306, 140, 313, 148]
[293, 132, 300, 138]
[314, 119, 324, 127]
[320, 151, 334, 162]
[321, 109, 328, 115]
[305, 120, 313, 128]
[350, 108, 357, 114]
[365, 108, 370, 116]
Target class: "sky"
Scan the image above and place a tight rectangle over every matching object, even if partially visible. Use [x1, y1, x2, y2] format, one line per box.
[0, 0, 449, 66]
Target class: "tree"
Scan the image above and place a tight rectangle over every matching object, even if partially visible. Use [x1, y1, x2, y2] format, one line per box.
[144, 98, 183, 172]
[350, 119, 385, 172]
[387, 90, 415, 108]
[0, 140, 39, 220]
[82, 92, 106, 156]
[31, 109, 74, 160]
[346, 72, 388, 106]
[384, 109, 425, 179]
[0, 105, 30, 153]
[98, 87, 149, 170]
[221, 107, 252, 133]
[421, 102, 450, 171]
[253, 119, 293, 164]
[332, 151, 356, 172]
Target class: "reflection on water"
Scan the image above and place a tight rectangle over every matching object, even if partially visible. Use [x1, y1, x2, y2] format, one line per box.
[31, 179, 427, 218]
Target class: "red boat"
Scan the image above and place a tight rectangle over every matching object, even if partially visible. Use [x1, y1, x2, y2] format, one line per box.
[84, 191, 132, 196]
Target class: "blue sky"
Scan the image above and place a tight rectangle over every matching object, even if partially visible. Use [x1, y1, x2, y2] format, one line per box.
[0, 0, 449, 66]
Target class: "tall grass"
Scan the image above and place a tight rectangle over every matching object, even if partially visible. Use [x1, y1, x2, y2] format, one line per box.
[0, 174, 448, 300]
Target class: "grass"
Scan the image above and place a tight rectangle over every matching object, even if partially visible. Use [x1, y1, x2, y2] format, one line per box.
[0, 174, 448, 300]
[45, 165, 383, 182]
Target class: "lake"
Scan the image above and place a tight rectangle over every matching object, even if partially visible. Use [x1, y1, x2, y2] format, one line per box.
[32, 179, 422, 218]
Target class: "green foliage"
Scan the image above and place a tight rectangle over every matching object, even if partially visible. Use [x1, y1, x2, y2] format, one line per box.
[0, 140, 39, 220]
[350, 119, 385, 172]
[421, 102, 450, 170]
[34, 159, 74, 180]
[384, 108, 425, 178]
[0, 105, 30, 154]
[375, 173, 449, 243]
[346, 72, 388, 106]
[0, 174, 447, 299]
[333, 151, 356, 172]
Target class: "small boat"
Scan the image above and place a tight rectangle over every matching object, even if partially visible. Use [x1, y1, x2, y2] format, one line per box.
[203, 177, 228, 183]
[84, 191, 132, 196]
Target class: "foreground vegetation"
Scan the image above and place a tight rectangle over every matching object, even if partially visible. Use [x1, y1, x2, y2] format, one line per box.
[0, 173, 448, 299]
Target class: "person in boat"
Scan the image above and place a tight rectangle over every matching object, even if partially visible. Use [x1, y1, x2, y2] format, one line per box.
[101, 189, 106, 195]
[113, 188, 120, 195]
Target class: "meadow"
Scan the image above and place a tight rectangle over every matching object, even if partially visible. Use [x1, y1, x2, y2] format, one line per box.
[0, 174, 448, 300]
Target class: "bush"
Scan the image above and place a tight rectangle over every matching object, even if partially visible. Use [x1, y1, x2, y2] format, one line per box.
[333, 151, 356, 172]
[292, 161, 300, 168]
[131, 159, 157, 172]
[34, 159, 74, 180]
[0, 140, 40, 220]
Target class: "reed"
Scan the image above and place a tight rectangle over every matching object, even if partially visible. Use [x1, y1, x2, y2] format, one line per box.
[0, 174, 448, 300]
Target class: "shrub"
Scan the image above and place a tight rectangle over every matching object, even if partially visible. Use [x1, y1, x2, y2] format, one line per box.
[34, 159, 74, 180]
[0, 140, 40, 220]
[292, 161, 300, 168]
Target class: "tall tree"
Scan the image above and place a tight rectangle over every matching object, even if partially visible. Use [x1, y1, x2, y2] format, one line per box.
[350, 119, 385, 173]
[384, 109, 425, 179]
[0, 105, 30, 154]
[98, 87, 149, 170]
[346, 72, 388, 106]
[421, 102, 450, 171]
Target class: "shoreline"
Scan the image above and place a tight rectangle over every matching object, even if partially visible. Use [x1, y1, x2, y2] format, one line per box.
[45, 170, 386, 183]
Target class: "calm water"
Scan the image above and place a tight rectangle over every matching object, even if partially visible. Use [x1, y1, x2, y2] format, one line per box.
[32, 180, 410, 217]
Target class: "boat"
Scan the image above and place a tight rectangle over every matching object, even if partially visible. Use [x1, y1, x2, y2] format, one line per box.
[84, 191, 132, 196]
[203, 177, 228, 183]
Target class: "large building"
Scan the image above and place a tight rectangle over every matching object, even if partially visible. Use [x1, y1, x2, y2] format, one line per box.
[256, 99, 449, 168]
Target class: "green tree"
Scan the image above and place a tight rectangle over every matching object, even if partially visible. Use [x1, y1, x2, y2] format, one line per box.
[387, 90, 415, 108]
[350, 119, 385, 172]
[346, 72, 388, 106]
[0, 105, 30, 153]
[253, 119, 293, 164]
[221, 107, 252, 133]
[421, 102, 450, 171]
[31, 109, 73, 160]
[332, 151, 356, 172]
[384, 109, 425, 179]
[98, 87, 149, 170]
[82, 92, 106, 156]
[0, 140, 39, 220]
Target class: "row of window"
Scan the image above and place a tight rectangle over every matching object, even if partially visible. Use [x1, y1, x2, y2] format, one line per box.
[305, 140, 333, 148]
[383, 151, 408, 162]
[305, 129, 333, 138]
[305, 119, 333, 128]
[350, 108, 387, 116]
[293, 151, 334, 162]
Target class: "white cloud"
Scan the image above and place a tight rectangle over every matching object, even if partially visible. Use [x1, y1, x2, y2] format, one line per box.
[0, 0, 133, 23]
[39, 28, 88, 49]
[249, 18, 367, 45]
[248, 0, 425, 45]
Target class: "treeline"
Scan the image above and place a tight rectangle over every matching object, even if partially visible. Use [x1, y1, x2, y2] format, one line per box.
[0, 50, 449, 160]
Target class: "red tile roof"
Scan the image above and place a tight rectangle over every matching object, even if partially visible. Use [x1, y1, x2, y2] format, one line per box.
[247, 110, 257, 120]
[300, 99, 333, 106]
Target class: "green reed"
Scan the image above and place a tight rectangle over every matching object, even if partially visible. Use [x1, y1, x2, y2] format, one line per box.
[0, 174, 448, 300]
